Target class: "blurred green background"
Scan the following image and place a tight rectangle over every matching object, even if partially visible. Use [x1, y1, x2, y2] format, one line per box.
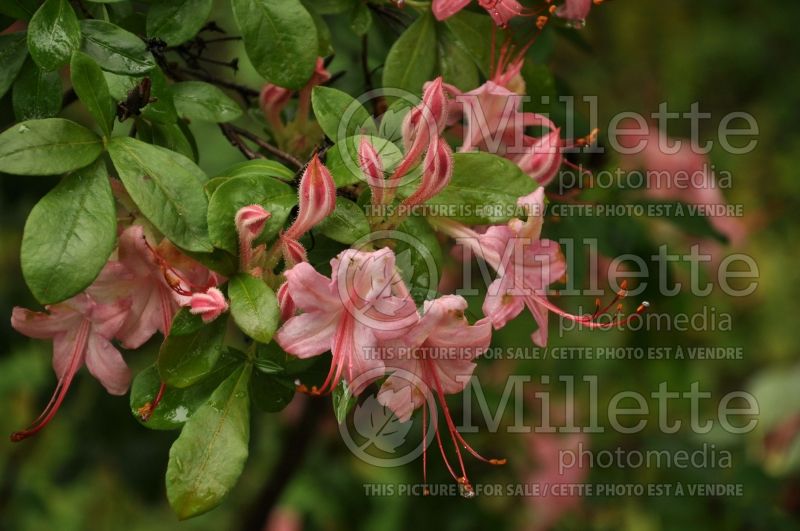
[2, 1, 800, 530]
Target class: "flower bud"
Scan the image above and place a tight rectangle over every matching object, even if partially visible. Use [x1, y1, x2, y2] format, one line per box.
[260, 84, 292, 127]
[516, 128, 563, 186]
[281, 237, 308, 268]
[277, 281, 296, 322]
[189, 287, 228, 323]
[401, 138, 453, 207]
[358, 138, 386, 205]
[284, 154, 336, 240]
[235, 205, 271, 272]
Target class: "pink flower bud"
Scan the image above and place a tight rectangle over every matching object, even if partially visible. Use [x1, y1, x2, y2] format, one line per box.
[235, 205, 271, 272]
[236, 204, 271, 239]
[260, 84, 292, 127]
[401, 138, 453, 207]
[358, 138, 386, 205]
[189, 287, 228, 323]
[277, 282, 296, 322]
[284, 154, 336, 240]
[281, 236, 307, 267]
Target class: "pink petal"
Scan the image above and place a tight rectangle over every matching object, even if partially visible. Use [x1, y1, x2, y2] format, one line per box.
[283, 262, 338, 313]
[275, 310, 339, 358]
[432, 0, 471, 21]
[84, 334, 131, 395]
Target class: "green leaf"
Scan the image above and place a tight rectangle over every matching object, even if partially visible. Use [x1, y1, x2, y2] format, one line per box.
[12, 58, 62, 120]
[158, 309, 228, 388]
[231, 0, 319, 90]
[166, 364, 251, 520]
[311, 86, 376, 142]
[0, 0, 38, 20]
[0, 118, 102, 176]
[0, 32, 29, 99]
[349, 2, 371, 36]
[383, 12, 436, 95]
[137, 120, 195, 160]
[146, 0, 214, 46]
[70, 51, 115, 136]
[326, 135, 403, 187]
[141, 67, 179, 124]
[437, 29, 479, 92]
[108, 137, 213, 252]
[332, 379, 356, 423]
[216, 159, 295, 182]
[129, 357, 239, 430]
[316, 196, 369, 244]
[444, 10, 493, 77]
[207, 174, 296, 254]
[395, 215, 443, 304]
[27, 0, 81, 71]
[21, 159, 116, 304]
[250, 370, 295, 412]
[80, 19, 156, 74]
[301, 0, 355, 15]
[171, 81, 243, 123]
[228, 274, 280, 343]
[412, 152, 537, 224]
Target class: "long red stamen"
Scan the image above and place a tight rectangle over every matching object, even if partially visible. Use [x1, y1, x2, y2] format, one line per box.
[10, 319, 90, 441]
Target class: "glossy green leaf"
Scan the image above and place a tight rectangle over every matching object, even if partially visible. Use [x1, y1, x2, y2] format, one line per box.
[158, 309, 228, 388]
[383, 11, 436, 95]
[207, 174, 296, 254]
[171, 81, 242, 123]
[216, 159, 295, 182]
[326, 135, 403, 187]
[0, 0, 38, 20]
[408, 152, 537, 224]
[333, 379, 356, 424]
[146, 0, 214, 46]
[444, 10, 493, 77]
[250, 370, 295, 412]
[311, 86, 376, 142]
[317, 197, 369, 244]
[0, 118, 102, 176]
[136, 120, 195, 160]
[231, 0, 318, 90]
[0, 32, 28, 99]
[166, 364, 251, 520]
[349, 2, 371, 36]
[228, 274, 280, 343]
[70, 51, 115, 136]
[27, 0, 81, 71]
[108, 137, 213, 252]
[12, 58, 62, 120]
[80, 19, 156, 74]
[438, 29, 479, 91]
[140, 67, 179, 124]
[21, 160, 116, 304]
[129, 357, 239, 430]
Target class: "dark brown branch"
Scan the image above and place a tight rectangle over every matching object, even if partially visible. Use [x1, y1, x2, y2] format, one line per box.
[219, 123, 261, 160]
[239, 399, 325, 531]
[221, 123, 303, 170]
[173, 66, 259, 103]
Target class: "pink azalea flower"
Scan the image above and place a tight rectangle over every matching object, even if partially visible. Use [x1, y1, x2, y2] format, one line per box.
[10, 293, 131, 441]
[89, 225, 219, 349]
[432, 188, 646, 346]
[189, 287, 229, 323]
[432, 0, 525, 27]
[377, 295, 497, 495]
[275, 248, 418, 395]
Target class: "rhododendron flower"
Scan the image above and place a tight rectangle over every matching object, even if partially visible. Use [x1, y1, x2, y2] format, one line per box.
[433, 188, 647, 346]
[275, 248, 418, 394]
[377, 295, 497, 495]
[189, 287, 228, 323]
[89, 226, 218, 348]
[10, 293, 131, 441]
[432, 0, 525, 27]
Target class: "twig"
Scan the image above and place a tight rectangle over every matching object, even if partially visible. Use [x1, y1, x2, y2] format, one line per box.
[173, 66, 259, 102]
[219, 123, 261, 160]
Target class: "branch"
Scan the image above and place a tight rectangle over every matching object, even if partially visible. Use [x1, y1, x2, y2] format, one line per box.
[239, 398, 325, 531]
[221, 123, 303, 170]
